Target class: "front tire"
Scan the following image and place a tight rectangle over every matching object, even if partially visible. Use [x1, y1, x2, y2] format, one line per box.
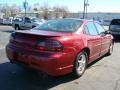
[15, 25, 19, 30]
[72, 51, 88, 78]
[107, 42, 114, 55]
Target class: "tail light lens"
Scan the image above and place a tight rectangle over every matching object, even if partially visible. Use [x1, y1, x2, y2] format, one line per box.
[37, 39, 63, 52]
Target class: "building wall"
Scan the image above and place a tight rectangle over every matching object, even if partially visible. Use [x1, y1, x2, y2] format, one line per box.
[68, 12, 120, 25]
[17, 12, 120, 25]
[0, 12, 4, 19]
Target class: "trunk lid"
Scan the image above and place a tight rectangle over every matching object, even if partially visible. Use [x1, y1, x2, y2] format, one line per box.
[11, 30, 72, 49]
[16, 30, 72, 36]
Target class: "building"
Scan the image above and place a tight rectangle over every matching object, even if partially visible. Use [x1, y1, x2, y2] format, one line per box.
[68, 12, 120, 25]
[0, 12, 4, 19]
[16, 11, 120, 25]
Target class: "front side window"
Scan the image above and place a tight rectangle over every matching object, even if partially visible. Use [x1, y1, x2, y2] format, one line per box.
[25, 17, 31, 23]
[94, 22, 105, 34]
[86, 22, 98, 35]
[33, 19, 82, 32]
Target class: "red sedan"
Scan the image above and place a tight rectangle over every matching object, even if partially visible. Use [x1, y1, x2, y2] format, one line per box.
[6, 19, 114, 77]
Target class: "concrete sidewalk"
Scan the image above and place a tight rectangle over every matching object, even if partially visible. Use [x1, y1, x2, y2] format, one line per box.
[0, 25, 13, 31]
[0, 25, 13, 49]
[0, 32, 10, 49]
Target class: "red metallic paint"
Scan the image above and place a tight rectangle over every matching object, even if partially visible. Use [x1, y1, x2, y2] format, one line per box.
[6, 19, 113, 76]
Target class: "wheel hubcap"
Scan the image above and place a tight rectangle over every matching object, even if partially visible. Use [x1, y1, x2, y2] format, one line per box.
[77, 54, 86, 74]
[109, 44, 113, 54]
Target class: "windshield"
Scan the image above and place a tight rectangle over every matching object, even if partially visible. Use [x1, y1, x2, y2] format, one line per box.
[111, 19, 120, 25]
[33, 19, 82, 32]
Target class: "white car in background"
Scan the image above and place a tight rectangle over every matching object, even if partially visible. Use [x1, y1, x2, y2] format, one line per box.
[12, 17, 45, 30]
[2, 17, 13, 25]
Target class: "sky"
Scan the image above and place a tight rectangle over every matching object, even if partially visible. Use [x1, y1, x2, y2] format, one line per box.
[0, 0, 120, 13]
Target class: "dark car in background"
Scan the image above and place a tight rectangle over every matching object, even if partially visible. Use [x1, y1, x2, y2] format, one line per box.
[6, 19, 114, 77]
[109, 19, 120, 38]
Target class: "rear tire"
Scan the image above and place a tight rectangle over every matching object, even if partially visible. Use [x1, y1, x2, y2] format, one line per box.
[72, 51, 88, 78]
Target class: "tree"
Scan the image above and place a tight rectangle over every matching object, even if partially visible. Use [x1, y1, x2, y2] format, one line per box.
[10, 4, 21, 17]
[33, 3, 40, 11]
[53, 6, 69, 18]
[40, 2, 50, 20]
[0, 4, 21, 18]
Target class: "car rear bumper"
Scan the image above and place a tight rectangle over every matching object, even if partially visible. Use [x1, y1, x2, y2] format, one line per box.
[6, 44, 73, 76]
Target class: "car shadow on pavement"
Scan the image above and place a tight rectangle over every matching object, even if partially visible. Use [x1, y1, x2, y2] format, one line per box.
[0, 54, 111, 90]
[87, 54, 108, 69]
[0, 62, 76, 90]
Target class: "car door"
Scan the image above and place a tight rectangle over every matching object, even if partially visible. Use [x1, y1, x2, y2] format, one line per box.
[84, 22, 102, 62]
[94, 22, 111, 56]
[22, 17, 32, 30]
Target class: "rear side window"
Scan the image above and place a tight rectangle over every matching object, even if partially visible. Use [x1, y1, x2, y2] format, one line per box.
[111, 19, 120, 25]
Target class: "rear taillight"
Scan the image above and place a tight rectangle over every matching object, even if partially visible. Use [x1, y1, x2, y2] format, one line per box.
[37, 40, 63, 52]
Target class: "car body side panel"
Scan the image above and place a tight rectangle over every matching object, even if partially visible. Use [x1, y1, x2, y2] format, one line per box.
[85, 35, 102, 63]
[100, 34, 112, 56]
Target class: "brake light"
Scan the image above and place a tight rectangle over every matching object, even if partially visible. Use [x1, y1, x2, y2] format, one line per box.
[37, 40, 63, 52]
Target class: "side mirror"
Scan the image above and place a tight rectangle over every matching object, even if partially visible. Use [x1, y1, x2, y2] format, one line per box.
[104, 30, 111, 34]
[100, 30, 111, 36]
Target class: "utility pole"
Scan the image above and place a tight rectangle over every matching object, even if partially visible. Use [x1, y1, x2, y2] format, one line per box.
[83, 0, 86, 19]
[83, 0, 89, 19]
[85, 0, 89, 18]
[23, 0, 28, 17]
[25, 0, 26, 16]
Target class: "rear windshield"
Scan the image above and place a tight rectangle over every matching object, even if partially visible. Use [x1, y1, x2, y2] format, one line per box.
[111, 19, 120, 25]
[33, 19, 82, 32]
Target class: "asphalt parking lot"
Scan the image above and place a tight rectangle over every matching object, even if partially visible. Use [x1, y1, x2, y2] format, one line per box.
[0, 25, 120, 90]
